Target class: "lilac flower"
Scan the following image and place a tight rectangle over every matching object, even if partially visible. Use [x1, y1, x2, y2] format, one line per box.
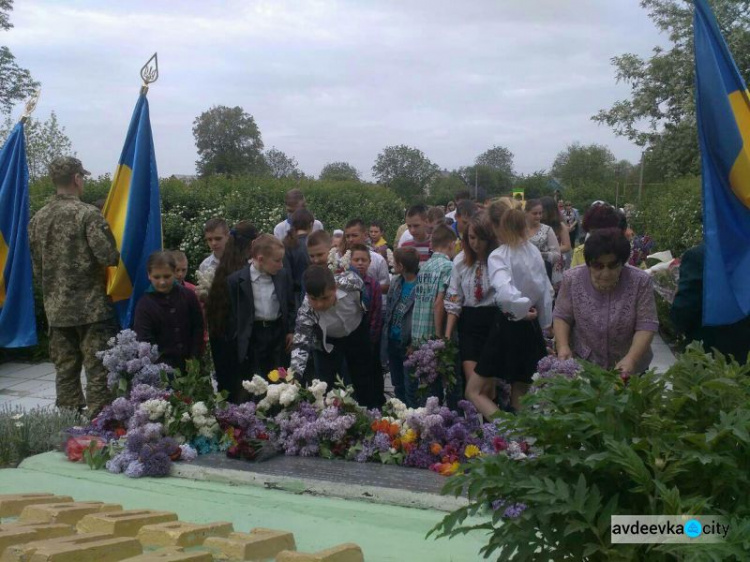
[179, 444, 198, 461]
[130, 384, 168, 404]
[373, 432, 392, 453]
[124, 460, 145, 478]
[140, 451, 172, 477]
[535, 356, 581, 378]
[110, 397, 135, 421]
[503, 503, 527, 519]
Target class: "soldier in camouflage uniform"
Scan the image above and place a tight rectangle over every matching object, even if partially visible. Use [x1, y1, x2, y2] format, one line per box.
[28, 157, 120, 415]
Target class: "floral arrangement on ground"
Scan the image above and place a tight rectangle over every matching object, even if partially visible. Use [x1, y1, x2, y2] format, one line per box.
[65, 330, 564, 479]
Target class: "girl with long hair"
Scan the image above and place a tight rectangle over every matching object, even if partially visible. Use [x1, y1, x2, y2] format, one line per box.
[205, 220, 258, 402]
[444, 212, 499, 408]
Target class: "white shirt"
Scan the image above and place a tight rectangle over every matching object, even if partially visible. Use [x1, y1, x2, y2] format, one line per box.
[274, 219, 324, 241]
[250, 264, 280, 321]
[398, 230, 413, 247]
[199, 253, 219, 274]
[487, 242, 554, 329]
[314, 288, 363, 351]
[445, 210, 457, 220]
[444, 251, 495, 316]
[367, 250, 390, 290]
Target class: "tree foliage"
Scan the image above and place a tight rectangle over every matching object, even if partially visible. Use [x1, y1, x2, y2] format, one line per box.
[427, 172, 466, 205]
[551, 142, 619, 188]
[514, 171, 556, 201]
[319, 161, 360, 182]
[372, 144, 439, 201]
[0, 111, 74, 182]
[593, 0, 750, 179]
[264, 147, 302, 179]
[192, 105, 266, 177]
[0, 0, 39, 115]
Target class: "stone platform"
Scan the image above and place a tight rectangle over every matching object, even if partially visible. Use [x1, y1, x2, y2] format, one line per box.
[0, 453, 486, 561]
[174, 454, 466, 512]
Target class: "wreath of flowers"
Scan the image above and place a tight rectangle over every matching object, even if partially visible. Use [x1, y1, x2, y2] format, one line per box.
[328, 248, 351, 273]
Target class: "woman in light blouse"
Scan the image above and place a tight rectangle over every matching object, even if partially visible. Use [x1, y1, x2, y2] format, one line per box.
[444, 213, 498, 409]
[526, 198, 561, 283]
[471, 202, 553, 416]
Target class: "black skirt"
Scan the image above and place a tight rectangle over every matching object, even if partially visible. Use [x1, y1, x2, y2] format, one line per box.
[457, 306, 498, 363]
[475, 313, 546, 383]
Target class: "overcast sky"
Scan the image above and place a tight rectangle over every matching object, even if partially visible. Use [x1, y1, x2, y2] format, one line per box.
[4, 0, 667, 180]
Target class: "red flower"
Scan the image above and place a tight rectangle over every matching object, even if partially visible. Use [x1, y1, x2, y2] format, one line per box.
[65, 436, 105, 462]
[493, 437, 508, 452]
[114, 427, 127, 438]
[518, 441, 530, 454]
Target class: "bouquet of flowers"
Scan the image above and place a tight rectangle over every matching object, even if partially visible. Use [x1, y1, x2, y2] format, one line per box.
[531, 355, 582, 392]
[96, 330, 172, 396]
[194, 266, 215, 300]
[215, 402, 275, 461]
[404, 339, 459, 397]
[327, 248, 351, 273]
[629, 234, 654, 268]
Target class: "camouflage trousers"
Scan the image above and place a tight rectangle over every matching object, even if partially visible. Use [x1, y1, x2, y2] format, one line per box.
[49, 320, 117, 415]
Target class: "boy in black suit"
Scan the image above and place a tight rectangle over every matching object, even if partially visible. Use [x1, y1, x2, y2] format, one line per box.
[228, 234, 295, 384]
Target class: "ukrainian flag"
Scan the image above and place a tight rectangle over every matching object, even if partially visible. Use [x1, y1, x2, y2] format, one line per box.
[694, 0, 750, 325]
[103, 93, 162, 328]
[0, 122, 37, 347]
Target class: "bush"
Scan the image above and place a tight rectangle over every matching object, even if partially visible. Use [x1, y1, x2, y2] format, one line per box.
[0, 404, 83, 468]
[432, 346, 750, 560]
[628, 176, 702, 257]
[161, 176, 405, 279]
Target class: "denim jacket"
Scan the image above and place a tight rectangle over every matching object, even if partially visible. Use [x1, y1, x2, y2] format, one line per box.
[383, 274, 416, 348]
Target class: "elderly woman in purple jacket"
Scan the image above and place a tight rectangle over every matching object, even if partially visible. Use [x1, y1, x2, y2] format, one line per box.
[553, 228, 658, 375]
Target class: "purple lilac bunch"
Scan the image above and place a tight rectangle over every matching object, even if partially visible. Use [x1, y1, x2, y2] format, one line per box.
[96, 329, 173, 394]
[532, 356, 582, 389]
[491, 499, 528, 519]
[404, 338, 458, 394]
[275, 402, 357, 458]
[106, 422, 181, 478]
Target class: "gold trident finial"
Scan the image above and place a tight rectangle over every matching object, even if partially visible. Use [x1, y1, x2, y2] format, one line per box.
[140, 53, 159, 95]
[20, 89, 41, 124]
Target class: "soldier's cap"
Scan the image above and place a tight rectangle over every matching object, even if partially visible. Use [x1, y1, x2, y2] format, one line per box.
[48, 156, 90, 179]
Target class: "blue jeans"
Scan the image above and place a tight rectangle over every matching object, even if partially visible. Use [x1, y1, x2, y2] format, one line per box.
[388, 339, 418, 408]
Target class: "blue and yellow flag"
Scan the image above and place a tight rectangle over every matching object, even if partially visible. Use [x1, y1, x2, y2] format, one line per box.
[103, 94, 162, 328]
[0, 122, 37, 347]
[694, 0, 750, 325]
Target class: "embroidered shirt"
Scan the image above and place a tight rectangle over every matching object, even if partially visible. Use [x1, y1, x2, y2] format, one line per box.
[444, 251, 495, 316]
[273, 219, 324, 241]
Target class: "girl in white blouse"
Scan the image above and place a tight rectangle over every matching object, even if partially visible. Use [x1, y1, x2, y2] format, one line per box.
[526, 199, 561, 284]
[444, 213, 498, 405]
[472, 206, 554, 416]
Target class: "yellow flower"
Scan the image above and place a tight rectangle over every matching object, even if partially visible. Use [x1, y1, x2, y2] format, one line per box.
[268, 370, 280, 382]
[401, 429, 417, 444]
[464, 444, 481, 459]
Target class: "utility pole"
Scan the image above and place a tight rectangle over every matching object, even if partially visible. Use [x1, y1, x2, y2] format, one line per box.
[638, 151, 645, 203]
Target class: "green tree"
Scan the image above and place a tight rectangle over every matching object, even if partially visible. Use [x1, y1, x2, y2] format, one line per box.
[551, 142, 618, 188]
[192, 105, 266, 177]
[319, 161, 360, 182]
[372, 144, 439, 201]
[593, 0, 750, 180]
[0, 0, 38, 115]
[264, 147, 302, 179]
[0, 111, 74, 181]
[514, 171, 556, 200]
[427, 172, 466, 205]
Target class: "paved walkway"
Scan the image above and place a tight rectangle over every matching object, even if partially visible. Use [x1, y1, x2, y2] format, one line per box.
[0, 334, 677, 411]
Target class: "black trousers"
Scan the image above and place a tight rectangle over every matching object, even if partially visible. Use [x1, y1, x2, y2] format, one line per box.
[245, 319, 285, 380]
[314, 319, 385, 409]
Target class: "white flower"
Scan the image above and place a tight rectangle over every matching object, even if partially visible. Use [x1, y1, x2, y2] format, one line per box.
[266, 384, 283, 404]
[507, 441, 527, 461]
[257, 398, 272, 411]
[309, 379, 328, 400]
[12, 413, 23, 420]
[328, 248, 351, 272]
[141, 399, 168, 421]
[15, 422, 23, 428]
[279, 386, 299, 407]
[181, 412, 190, 422]
[243, 375, 269, 396]
[191, 402, 208, 417]
[389, 447, 397, 454]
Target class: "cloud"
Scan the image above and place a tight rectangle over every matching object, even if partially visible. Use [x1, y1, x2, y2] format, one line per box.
[4, 0, 667, 179]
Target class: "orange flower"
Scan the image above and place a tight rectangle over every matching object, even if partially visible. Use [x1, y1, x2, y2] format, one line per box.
[434, 461, 460, 476]
[391, 438, 402, 450]
[370, 421, 379, 432]
[430, 442, 443, 455]
[388, 423, 400, 438]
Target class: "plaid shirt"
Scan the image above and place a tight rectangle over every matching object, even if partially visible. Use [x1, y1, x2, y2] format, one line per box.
[411, 252, 453, 343]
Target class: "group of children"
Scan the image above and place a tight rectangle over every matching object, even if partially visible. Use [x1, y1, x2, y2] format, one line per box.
[130, 188, 554, 419]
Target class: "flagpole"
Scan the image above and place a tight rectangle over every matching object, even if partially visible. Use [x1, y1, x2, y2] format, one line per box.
[19, 89, 41, 124]
[140, 53, 159, 95]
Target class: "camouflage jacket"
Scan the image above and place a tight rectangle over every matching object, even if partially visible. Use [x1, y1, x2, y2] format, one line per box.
[29, 194, 120, 327]
[290, 270, 364, 375]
